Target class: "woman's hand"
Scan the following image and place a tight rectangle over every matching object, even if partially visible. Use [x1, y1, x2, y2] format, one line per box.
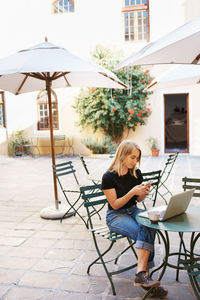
[135, 184, 151, 202]
[132, 184, 148, 196]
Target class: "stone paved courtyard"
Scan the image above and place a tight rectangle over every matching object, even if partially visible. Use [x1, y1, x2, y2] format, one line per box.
[0, 154, 199, 300]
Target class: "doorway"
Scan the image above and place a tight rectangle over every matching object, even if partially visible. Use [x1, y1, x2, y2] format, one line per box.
[164, 93, 189, 153]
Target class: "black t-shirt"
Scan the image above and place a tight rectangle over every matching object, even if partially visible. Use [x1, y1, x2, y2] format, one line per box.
[101, 169, 143, 210]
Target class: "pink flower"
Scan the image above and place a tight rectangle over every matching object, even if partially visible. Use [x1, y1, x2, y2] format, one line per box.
[137, 113, 142, 117]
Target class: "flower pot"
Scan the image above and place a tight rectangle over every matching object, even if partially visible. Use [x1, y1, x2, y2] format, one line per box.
[152, 149, 159, 157]
[15, 146, 26, 156]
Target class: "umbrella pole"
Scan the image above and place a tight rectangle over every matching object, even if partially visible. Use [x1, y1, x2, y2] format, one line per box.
[46, 79, 59, 210]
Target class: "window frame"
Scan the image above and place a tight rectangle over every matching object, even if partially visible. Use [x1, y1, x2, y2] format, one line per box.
[122, 0, 150, 42]
[0, 91, 6, 128]
[52, 0, 75, 14]
[37, 89, 59, 131]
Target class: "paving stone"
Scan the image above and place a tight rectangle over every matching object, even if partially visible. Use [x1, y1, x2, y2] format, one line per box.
[32, 258, 74, 273]
[0, 268, 24, 284]
[54, 291, 87, 300]
[61, 275, 91, 292]
[3, 287, 54, 300]
[18, 271, 64, 289]
[0, 285, 11, 299]
[21, 238, 56, 248]
[44, 248, 82, 260]
[0, 237, 26, 246]
[9, 246, 47, 258]
[31, 230, 66, 239]
[0, 257, 37, 269]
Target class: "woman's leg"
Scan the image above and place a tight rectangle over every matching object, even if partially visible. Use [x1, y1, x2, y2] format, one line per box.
[106, 208, 159, 287]
[137, 248, 150, 273]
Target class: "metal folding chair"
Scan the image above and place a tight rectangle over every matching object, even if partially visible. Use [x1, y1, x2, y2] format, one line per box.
[157, 152, 179, 204]
[79, 154, 99, 184]
[179, 256, 200, 299]
[52, 161, 87, 226]
[175, 177, 200, 282]
[141, 170, 162, 209]
[81, 183, 138, 296]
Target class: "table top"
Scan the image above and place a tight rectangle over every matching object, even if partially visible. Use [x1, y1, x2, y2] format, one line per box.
[136, 205, 200, 232]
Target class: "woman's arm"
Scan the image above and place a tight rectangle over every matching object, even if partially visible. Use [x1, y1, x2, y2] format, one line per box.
[103, 184, 149, 210]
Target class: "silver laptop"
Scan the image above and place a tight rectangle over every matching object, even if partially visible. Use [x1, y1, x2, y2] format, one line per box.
[139, 189, 195, 221]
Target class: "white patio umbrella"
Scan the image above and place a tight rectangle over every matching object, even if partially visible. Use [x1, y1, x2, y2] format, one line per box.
[115, 16, 200, 70]
[147, 64, 200, 90]
[0, 40, 127, 218]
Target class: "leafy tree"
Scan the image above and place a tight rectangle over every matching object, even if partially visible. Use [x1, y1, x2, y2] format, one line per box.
[74, 45, 153, 143]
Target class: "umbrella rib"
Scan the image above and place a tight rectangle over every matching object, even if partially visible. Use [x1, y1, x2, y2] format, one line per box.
[16, 74, 29, 95]
[63, 74, 71, 86]
[53, 72, 70, 80]
[99, 72, 128, 88]
[26, 72, 46, 80]
[192, 53, 200, 64]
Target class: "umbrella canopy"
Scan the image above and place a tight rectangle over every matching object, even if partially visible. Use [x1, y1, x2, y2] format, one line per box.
[147, 65, 200, 90]
[0, 41, 127, 215]
[115, 17, 200, 70]
[0, 41, 127, 93]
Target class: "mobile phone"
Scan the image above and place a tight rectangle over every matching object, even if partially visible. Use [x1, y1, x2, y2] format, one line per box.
[144, 180, 153, 186]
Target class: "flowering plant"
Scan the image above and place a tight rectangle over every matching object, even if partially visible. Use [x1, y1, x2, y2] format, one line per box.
[74, 46, 153, 143]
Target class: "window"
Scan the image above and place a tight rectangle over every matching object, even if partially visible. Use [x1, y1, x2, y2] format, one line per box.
[122, 0, 149, 42]
[0, 92, 6, 128]
[37, 90, 59, 130]
[52, 0, 74, 14]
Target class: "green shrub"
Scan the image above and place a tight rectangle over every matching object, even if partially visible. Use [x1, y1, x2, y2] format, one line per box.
[74, 45, 153, 143]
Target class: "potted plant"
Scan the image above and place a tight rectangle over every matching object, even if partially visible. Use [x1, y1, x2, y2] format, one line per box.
[8, 130, 31, 156]
[147, 137, 160, 157]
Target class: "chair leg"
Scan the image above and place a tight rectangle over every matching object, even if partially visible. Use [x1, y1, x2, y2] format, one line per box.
[88, 237, 117, 295]
[61, 193, 88, 228]
[114, 238, 137, 264]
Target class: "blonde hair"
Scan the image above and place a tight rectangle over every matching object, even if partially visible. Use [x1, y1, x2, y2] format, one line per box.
[108, 140, 141, 177]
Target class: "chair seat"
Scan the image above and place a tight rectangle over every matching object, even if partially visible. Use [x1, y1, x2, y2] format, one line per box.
[91, 225, 127, 241]
[64, 183, 83, 193]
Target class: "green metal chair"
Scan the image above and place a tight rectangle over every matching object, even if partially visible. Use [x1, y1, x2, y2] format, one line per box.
[175, 177, 200, 282]
[179, 255, 200, 299]
[141, 170, 162, 209]
[80, 183, 138, 296]
[79, 154, 100, 185]
[157, 152, 179, 204]
[52, 161, 88, 226]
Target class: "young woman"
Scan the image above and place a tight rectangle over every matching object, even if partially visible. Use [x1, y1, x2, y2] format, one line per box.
[101, 140, 168, 298]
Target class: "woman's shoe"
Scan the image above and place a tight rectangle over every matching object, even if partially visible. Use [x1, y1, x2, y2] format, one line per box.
[134, 271, 160, 288]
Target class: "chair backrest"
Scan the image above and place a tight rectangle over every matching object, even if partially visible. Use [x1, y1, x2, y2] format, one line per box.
[182, 177, 200, 198]
[80, 184, 107, 229]
[160, 152, 179, 184]
[52, 161, 79, 190]
[142, 170, 162, 206]
[79, 154, 90, 175]
[54, 135, 65, 141]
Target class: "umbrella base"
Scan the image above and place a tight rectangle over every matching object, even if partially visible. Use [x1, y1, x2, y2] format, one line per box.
[40, 205, 75, 220]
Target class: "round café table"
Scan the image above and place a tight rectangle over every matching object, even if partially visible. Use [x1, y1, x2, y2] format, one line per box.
[136, 205, 200, 300]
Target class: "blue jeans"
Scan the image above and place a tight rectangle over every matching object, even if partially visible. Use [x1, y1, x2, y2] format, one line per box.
[106, 206, 156, 269]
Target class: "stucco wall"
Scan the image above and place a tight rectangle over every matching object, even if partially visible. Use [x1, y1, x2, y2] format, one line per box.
[0, 0, 200, 155]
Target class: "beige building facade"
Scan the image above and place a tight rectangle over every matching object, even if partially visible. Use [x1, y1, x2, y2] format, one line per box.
[0, 0, 200, 156]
